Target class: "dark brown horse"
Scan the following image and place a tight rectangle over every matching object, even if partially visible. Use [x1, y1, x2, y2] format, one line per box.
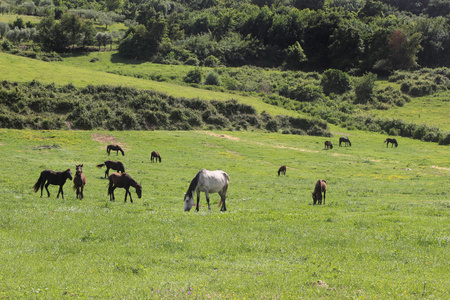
[324, 141, 333, 150]
[96, 160, 125, 178]
[339, 137, 351, 147]
[312, 179, 327, 205]
[108, 172, 142, 203]
[384, 138, 398, 147]
[107, 144, 125, 156]
[33, 169, 72, 199]
[73, 164, 87, 200]
[151, 151, 162, 163]
[278, 165, 286, 176]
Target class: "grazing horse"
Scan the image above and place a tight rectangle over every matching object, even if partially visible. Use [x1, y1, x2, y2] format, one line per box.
[339, 137, 351, 147]
[96, 160, 125, 178]
[33, 169, 72, 199]
[384, 138, 398, 147]
[312, 179, 327, 205]
[184, 169, 230, 212]
[278, 165, 286, 176]
[151, 151, 162, 163]
[107, 144, 124, 156]
[73, 164, 87, 200]
[108, 172, 142, 203]
[324, 141, 333, 150]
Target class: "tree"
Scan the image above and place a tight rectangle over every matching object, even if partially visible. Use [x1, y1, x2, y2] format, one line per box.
[374, 30, 422, 70]
[354, 72, 377, 104]
[284, 41, 307, 70]
[321, 69, 352, 95]
[328, 23, 364, 70]
[37, 16, 69, 52]
[0, 22, 9, 38]
[60, 13, 83, 49]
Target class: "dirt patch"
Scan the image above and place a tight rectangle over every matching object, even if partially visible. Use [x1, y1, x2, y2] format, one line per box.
[431, 165, 450, 171]
[92, 133, 121, 145]
[275, 145, 319, 153]
[200, 131, 240, 141]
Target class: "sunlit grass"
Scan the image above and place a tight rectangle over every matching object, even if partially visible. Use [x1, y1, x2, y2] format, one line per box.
[0, 128, 448, 298]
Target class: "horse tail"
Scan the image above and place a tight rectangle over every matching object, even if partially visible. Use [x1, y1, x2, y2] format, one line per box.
[33, 172, 46, 193]
[96, 163, 105, 168]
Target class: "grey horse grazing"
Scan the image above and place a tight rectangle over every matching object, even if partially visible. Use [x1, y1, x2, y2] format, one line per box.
[184, 169, 230, 212]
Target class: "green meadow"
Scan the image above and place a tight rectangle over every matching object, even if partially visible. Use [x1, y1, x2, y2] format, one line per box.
[0, 128, 448, 298]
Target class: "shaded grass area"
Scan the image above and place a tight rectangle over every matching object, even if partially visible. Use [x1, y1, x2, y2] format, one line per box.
[0, 129, 448, 298]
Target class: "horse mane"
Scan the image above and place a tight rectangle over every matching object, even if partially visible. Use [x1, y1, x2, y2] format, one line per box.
[186, 170, 201, 196]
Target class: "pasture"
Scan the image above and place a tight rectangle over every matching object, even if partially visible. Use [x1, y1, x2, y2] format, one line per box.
[0, 128, 448, 298]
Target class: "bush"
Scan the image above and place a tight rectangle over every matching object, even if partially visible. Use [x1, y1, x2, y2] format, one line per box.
[184, 56, 199, 66]
[183, 68, 202, 84]
[203, 55, 220, 67]
[204, 71, 221, 86]
[321, 69, 352, 95]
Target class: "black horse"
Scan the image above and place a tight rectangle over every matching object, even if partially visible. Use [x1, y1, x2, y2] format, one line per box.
[107, 144, 124, 156]
[278, 165, 286, 176]
[384, 138, 398, 147]
[151, 151, 162, 163]
[324, 141, 333, 150]
[339, 137, 351, 147]
[33, 169, 73, 199]
[97, 160, 125, 178]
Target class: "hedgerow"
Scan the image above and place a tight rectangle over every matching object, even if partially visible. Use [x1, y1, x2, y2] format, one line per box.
[0, 80, 329, 136]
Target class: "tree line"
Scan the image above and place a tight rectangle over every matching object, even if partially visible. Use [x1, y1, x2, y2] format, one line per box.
[1, 0, 450, 72]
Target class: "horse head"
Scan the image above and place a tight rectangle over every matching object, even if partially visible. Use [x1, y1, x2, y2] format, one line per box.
[135, 184, 142, 199]
[184, 192, 194, 212]
[66, 169, 73, 181]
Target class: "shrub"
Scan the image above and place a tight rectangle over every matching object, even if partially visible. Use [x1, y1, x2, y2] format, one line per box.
[321, 69, 352, 95]
[184, 56, 199, 66]
[203, 55, 220, 67]
[204, 71, 221, 86]
[183, 68, 202, 84]
[354, 72, 377, 104]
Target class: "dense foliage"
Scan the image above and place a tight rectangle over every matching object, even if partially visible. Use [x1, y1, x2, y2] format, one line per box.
[1, 0, 450, 71]
[0, 80, 330, 135]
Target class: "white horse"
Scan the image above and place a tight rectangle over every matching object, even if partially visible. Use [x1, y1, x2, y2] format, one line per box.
[184, 169, 230, 212]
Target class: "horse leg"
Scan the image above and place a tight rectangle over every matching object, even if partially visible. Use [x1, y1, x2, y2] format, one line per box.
[128, 189, 133, 203]
[45, 182, 51, 197]
[57, 185, 63, 199]
[110, 186, 116, 201]
[219, 188, 227, 212]
[323, 190, 326, 205]
[205, 191, 211, 212]
[105, 167, 109, 178]
[196, 191, 200, 212]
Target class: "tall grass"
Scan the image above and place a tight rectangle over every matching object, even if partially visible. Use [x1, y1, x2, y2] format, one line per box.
[0, 128, 448, 298]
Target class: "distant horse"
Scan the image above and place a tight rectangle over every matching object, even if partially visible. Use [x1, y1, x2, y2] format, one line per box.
[151, 151, 162, 163]
[278, 165, 286, 176]
[184, 169, 230, 212]
[107, 144, 124, 156]
[73, 164, 87, 200]
[108, 172, 142, 203]
[384, 138, 398, 147]
[312, 179, 327, 205]
[33, 169, 73, 199]
[96, 160, 125, 178]
[324, 141, 333, 150]
[339, 137, 351, 147]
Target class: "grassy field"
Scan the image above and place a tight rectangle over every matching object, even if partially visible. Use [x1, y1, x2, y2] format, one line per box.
[0, 52, 300, 118]
[371, 90, 450, 132]
[0, 128, 448, 298]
